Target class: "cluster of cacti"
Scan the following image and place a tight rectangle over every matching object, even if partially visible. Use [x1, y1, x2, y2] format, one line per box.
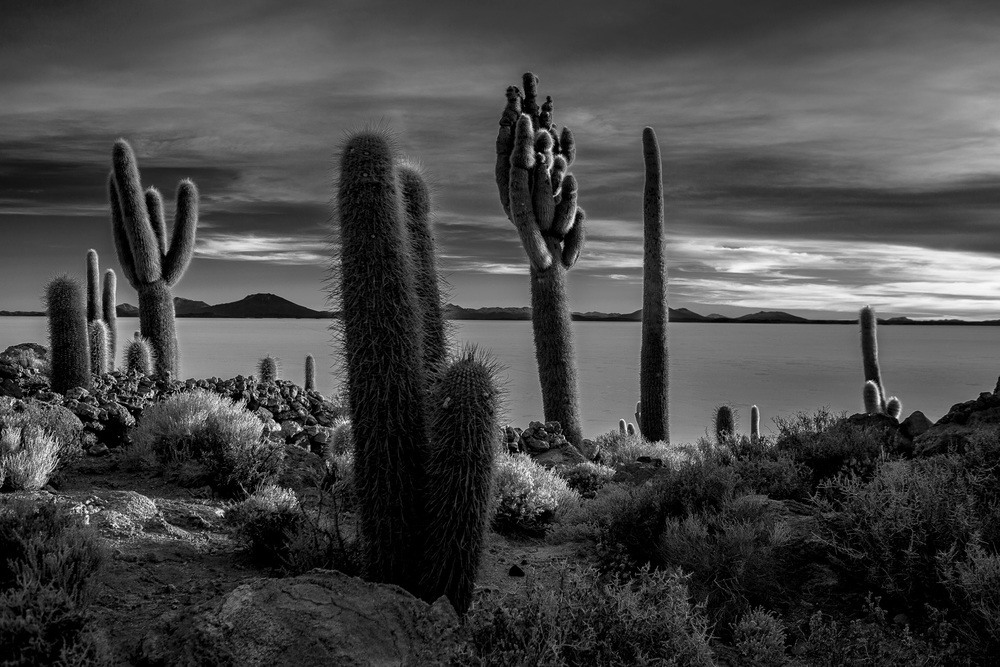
[108, 139, 198, 378]
[304, 354, 316, 391]
[859, 306, 902, 420]
[124, 332, 154, 375]
[46, 276, 91, 393]
[495, 73, 585, 449]
[617, 419, 637, 437]
[84, 250, 119, 374]
[639, 127, 670, 444]
[335, 128, 499, 614]
[714, 405, 735, 443]
[257, 355, 279, 382]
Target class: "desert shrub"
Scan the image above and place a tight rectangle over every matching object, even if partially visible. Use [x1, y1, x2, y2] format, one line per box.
[557, 461, 616, 495]
[732, 607, 788, 667]
[591, 429, 686, 467]
[0, 498, 109, 665]
[491, 452, 579, 535]
[460, 564, 715, 666]
[775, 410, 890, 489]
[0, 426, 61, 491]
[279, 473, 361, 578]
[939, 534, 1000, 645]
[131, 390, 284, 499]
[226, 484, 301, 566]
[732, 453, 812, 502]
[0, 398, 84, 467]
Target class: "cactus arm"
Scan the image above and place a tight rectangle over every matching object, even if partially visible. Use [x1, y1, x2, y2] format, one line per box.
[509, 115, 553, 271]
[109, 175, 141, 288]
[551, 174, 578, 238]
[561, 209, 586, 269]
[495, 86, 522, 218]
[112, 140, 161, 284]
[522, 72, 540, 129]
[162, 179, 198, 286]
[550, 155, 567, 198]
[145, 187, 168, 259]
[560, 128, 576, 166]
[863, 380, 883, 414]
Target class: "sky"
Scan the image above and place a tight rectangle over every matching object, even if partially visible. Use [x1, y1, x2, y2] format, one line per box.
[3, 0, 1000, 319]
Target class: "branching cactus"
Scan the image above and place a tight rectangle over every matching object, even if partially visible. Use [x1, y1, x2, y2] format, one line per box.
[750, 405, 760, 442]
[639, 127, 669, 444]
[420, 347, 501, 614]
[859, 306, 887, 412]
[46, 276, 91, 393]
[86, 249, 101, 323]
[304, 354, 316, 391]
[88, 320, 110, 377]
[124, 333, 154, 376]
[108, 139, 198, 378]
[495, 72, 585, 448]
[102, 270, 117, 371]
[715, 405, 735, 443]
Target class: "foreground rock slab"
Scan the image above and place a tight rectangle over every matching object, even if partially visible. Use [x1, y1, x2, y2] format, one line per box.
[138, 568, 461, 666]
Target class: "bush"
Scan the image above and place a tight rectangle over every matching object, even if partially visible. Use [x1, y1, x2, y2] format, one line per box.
[557, 461, 616, 495]
[775, 410, 890, 489]
[0, 398, 84, 468]
[492, 452, 578, 535]
[131, 390, 284, 499]
[732, 607, 788, 667]
[591, 429, 682, 467]
[226, 485, 301, 566]
[460, 565, 715, 666]
[939, 534, 1000, 644]
[279, 474, 361, 578]
[732, 454, 811, 502]
[0, 426, 61, 491]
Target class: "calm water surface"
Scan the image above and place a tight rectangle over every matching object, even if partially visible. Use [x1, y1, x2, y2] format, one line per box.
[3, 317, 996, 444]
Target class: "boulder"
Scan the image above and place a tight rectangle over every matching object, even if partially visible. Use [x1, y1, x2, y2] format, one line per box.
[138, 569, 462, 667]
[914, 383, 1000, 457]
[893, 410, 933, 456]
[0, 342, 48, 373]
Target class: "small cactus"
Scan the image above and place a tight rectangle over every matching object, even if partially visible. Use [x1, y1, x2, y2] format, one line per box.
[88, 320, 110, 377]
[863, 381, 883, 415]
[257, 355, 279, 383]
[102, 269, 118, 370]
[886, 396, 902, 420]
[618, 418, 627, 434]
[626, 422, 636, 436]
[304, 354, 316, 391]
[715, 405, 735, 443]
[46, 276, 91, 393]
[750, 405, 760, 442]
[124, 334, 154, 376]
[86, 249, 101, 322]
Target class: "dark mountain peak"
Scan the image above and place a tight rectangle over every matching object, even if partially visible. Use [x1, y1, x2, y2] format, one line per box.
[736, 310, 809, 323]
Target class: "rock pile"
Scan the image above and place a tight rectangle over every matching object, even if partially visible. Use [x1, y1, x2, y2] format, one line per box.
[504, 420, 600, 467]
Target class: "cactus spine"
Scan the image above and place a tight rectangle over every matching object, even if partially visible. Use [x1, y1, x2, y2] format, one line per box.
[102, 270, 117, 370]
[257, 355, 278, 383]
[46, 276, 91, 393]
[420, 347, 500, 614]
[495, 72, 585, 448]
[86, 249, 101, 322]
[639, 127, 669, 444]
[88, 320, 110, 377]
[108, 139, 198, 378]
[750, 405, 760, 442]
[124, 334, 154, 376]
[715, 405, 734, 443]
[304, 354, 316, 391]
[859, 306, 886, 411]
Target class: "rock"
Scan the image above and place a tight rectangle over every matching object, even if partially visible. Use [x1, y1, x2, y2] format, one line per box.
[280, 419, 303, 440]
[915, 387, 1000, 456]
[0, 343, 47, 373]
[893, 410, 933, 456]
[579, 438, 600, 461]
[87, 443, 109, 457]
[508, 564, 525, 577]
[138, 569, 462, 667]
[531, 442, 587, 468]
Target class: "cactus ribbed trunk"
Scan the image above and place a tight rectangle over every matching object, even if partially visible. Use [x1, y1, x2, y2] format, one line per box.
[529, 259, 582, 447]
[859, 306, 886, 411]
[47, 276, 91, 394]
[639, 127, 669, 444]
[102, 270, 117, 371]
[137, 281, 177, 377]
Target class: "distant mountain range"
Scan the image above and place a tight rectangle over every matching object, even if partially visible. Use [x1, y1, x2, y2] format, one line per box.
[4, 293, 999, 324]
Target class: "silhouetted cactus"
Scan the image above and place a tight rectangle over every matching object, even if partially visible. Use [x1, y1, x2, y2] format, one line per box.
[336, 128, 429, 592]
[88, 320, 110, 377]
[46, 276, 91, 393]
[257, 355, 278, 382]
[102, 269, 117, 370]
[108, 139, 198, 377]
[495, 72, 585, 448]
[859, 306, 886, 412]
[304, 354, 316, 391]
[639, 127, 669, 444]
[420, 347, 501, 614]
[124, 333, 153, 375]
[886, 396, 902, 420]
[86, 249, 101, 322]
[715, 405, 734, 443]
[399, 163, 449, 379]
[750, 405, 760, 442]
[863, 381, 882, 415]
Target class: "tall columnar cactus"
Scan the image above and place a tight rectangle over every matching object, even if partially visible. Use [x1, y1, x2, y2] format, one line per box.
[46, 276, 91, 393]
[337, 129, 429, 592]
[304, 354, 316, 391]
[399, 164, 449, 379]
[257, 355, 278, 383]
[859, 306, 886, 412]
[86, 249, 101, 323]
[715, 405, 734, 443]
[124, 333, 154, 376]
[750, 405, 760, 442]
[639, 127, 669, 444]
[103, 269, 118, 371]
[88, 320, 110, 377]
[108, 139, 198, 378]
[420, 347, 500, 614]
[495, 72, 585, 448]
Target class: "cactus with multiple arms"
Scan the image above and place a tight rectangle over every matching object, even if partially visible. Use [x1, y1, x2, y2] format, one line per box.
[108, 139, 198, 378]
[859, 306, 887, 411]
[102, 270, 117, 370]
[495, 72, 585, 448]
[46, 276, 91, 393]
[304, 354, 316, 391]
[639, 127, 669, 444]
